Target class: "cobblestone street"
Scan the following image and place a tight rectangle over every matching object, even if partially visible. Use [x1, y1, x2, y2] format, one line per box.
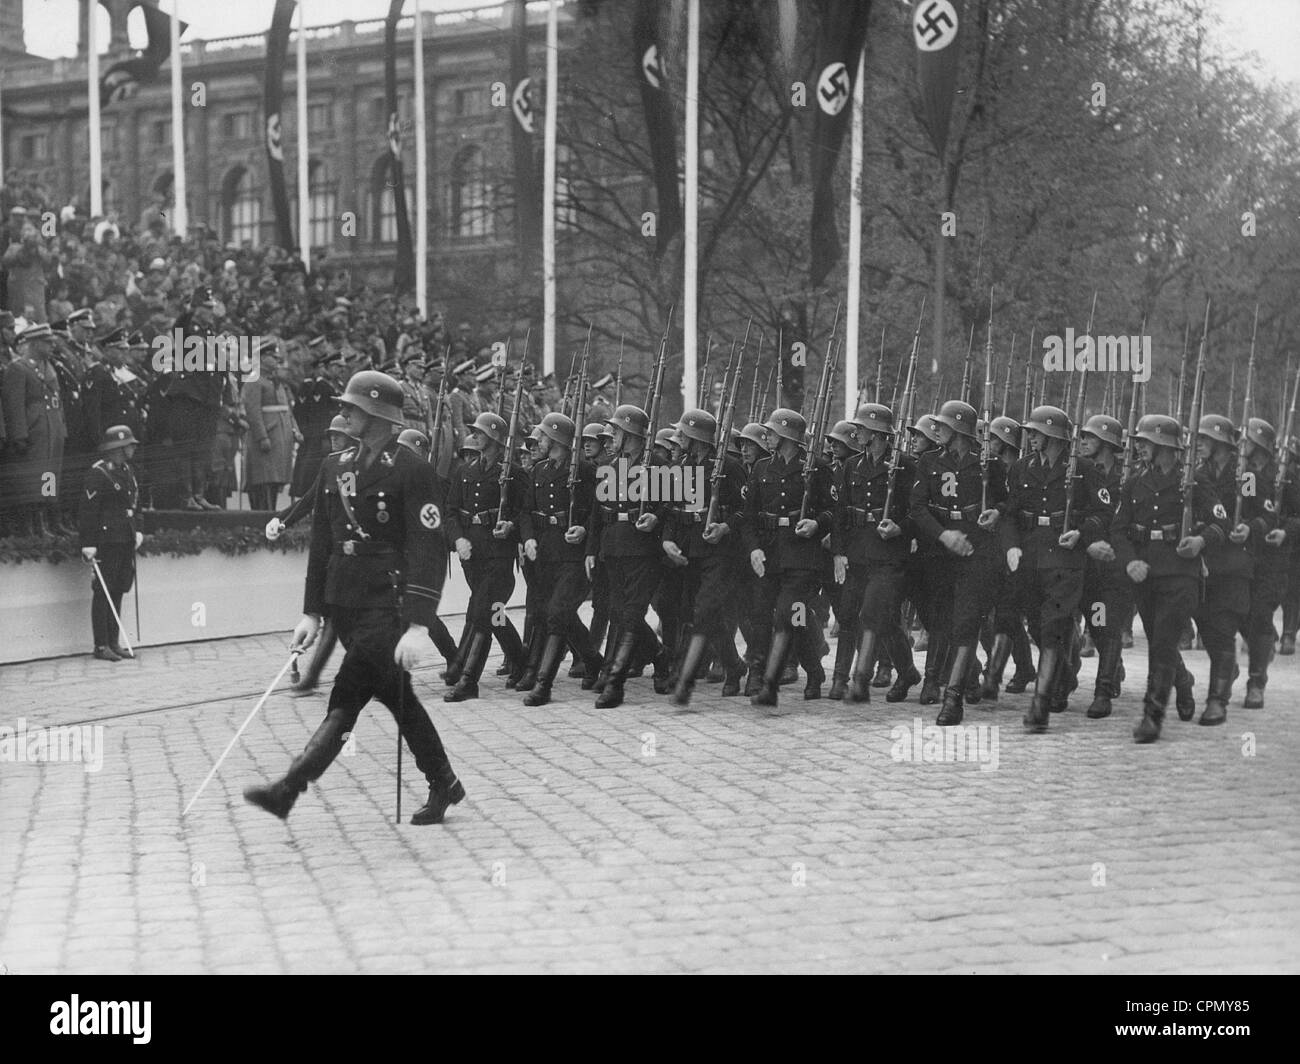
[2, 613, 1297, 974]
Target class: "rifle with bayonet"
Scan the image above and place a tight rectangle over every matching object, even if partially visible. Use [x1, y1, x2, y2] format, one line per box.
[799, 302, 841, 522]
[1001, 332, 1015, 417]
[1175, 320, 1190, 424]
[1061, 292, 1099, 535]
[883, 297, 924, 522]
[614, 334, 625, 407]
[1122, 377, 1143, 483]
[980, 287, 995, 512]
[1181, 299, 1212, 541]
[498, 365, 527, 525]
[566, 337, 591, 529]
[428, 340, 452, 468]
[1233, 304, 1259, 529]
[1022, 326, 1035, 423]
[705, 340, 744, 528]
[1274, 361, 1300, 515]
[960, 321, 976, 405]
[638, 306, 673, 519]
[494, 337, 511, 416]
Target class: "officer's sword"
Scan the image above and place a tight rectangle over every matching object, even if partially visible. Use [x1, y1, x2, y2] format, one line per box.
[91, 557, 134, 659]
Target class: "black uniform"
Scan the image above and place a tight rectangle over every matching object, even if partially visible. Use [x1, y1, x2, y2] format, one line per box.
[1243, 458, 1300, 693]
[78, 456, 138, 651]
[1080, 454, 1132, 712]
[291, 375, 339, 497]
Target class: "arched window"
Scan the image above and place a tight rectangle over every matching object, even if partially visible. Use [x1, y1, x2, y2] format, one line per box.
[370, 154, 412, 244]
[449, 145, 492, 240]
[308, 160, 336, 249]
[222, 166, 261, 247]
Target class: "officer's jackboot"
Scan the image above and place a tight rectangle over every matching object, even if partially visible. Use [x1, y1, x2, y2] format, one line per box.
[428, 616, 459, 665]
[652, 633, 675, 696]
[523, 634, 567, 707]
[981, 633, 1013, 702]
[1244, 632, 1271, 708]
[1134, 667, 1170, 744]
[293, 620, 338, 694]
[410, 775, 467, 825]
[936, 645, 973, 726]
[1280, 600, 1299, 654]
[1005, 626, 1036, 692]
[1173, 661, 1196, 721]
[512, 625, 546, 693]
[445, 628, 491, 702]
[1024, 646, 1059, 733]
[244, 709, 350, 819]
[590, 625, 619, 693]
[828, 625, 857, 700]
[800, 627, 825, 700]
[964, 650, 983, 705]
[717, 634, 746, 696]
[441, 626, 473, 685]
[1087, 636, 1123, 718]
[567, 618, 604, 686]
[494, 620, 527, 687]
[920, 632, 949, 705]
[751, 631, 792, 707]
[596, 630, 639, 708]
[1199, 652, 1234, 726]
[846, 629, 877, 704]
[672, 632, 710, 706]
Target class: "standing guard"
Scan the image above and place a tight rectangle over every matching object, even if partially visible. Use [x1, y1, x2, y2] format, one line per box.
[79, 426, 143, 661]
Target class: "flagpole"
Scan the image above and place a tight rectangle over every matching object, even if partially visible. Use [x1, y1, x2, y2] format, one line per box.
[844, 44, 864, 419]
[683, 0, 700, 411]
[414, 0, 429, 317]
[542, 0, 558, 375]
[88, 1, 103, 217]
[296, 1, 311, 270]
[169, 3, 187, 238]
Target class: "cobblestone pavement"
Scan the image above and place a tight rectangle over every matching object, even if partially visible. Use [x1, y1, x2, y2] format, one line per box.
[2, 612, 1297, 974]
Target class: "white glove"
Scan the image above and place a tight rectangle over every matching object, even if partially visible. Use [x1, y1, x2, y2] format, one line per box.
[939, 530, 973, 557]
[1229, 523, 1250, 544]
[81, 546, 98, 562]
[565, 525, 586, 545]
[833, 554, 848, 585]
[1087, 540, 1116, 563]
[291, 613, 321, 652]
[977, 508, 1000, 529]
[635, 512, 658, 533]
[1006, 547, 1022, 572]
[702, 521, 728, 545]
[1127, 560, 1150, 584]
[663, 540, 684, 562]
[877, 518, 901, 540]
[585, 555, 595, 579]
[134, 531, 144, 549]
[795, 518, 819, 538]
[1058, 530, 1081, 550]
[750, 549, 766, 578]
[1266, 528, 1287, 547]
[455, 537, 472, 561]
[264, 517, 284, 541]
[1176, 535, 1205, 559]
[492, 519, 514, 539]
[394, 624, 430, 670]
[524, 538, 538, 561]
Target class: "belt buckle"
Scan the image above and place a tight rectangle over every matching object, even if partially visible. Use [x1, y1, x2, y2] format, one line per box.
[1151, 530, 1164, 541]
[472, 515, 483, 525]
[617, 512, 630, 522]
[866, 512, 878, 524]
[949, 510, 963, 520]
[1037, 515, 1051, 526]
[342, 540, 356, 556]
[778, 517, 790, 527]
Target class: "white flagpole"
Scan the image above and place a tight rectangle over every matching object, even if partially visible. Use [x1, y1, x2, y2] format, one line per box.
[542, 0, 558, 376]
[296, 1, 310, 269]
[170, 3, 187, 237]
[88, 1, 103, 216]
[414, 0, 429, 317]
[0, 73, 6, 181]
[845, 44, 864, 417]
[683, 0, 699, 411]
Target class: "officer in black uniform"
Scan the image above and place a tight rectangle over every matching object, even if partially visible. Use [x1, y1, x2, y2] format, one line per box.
[443, 411, 530, 700]
[78, 425, 142, 661]
[1111, 413, 1226, 743]
[903, 413, 948, 701]
[243, 370, 465, 825]
[291, 348, 345, 499]
[82, 329, 142, 450]
[823, 418, 863, 699]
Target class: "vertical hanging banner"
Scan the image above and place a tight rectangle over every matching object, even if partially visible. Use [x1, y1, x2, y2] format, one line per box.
[808, 0, 873, 289]
[265, 0, 297, 252]
[509, 0, 542, 256]
[912, 0, 964, 158]
[385, 0, 415, 294]
[101, 2, 188, 107]
[632, 0, 683, 261]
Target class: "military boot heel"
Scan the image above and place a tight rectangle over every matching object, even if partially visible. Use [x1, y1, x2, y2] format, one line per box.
[672, 632, 709, 707]
[1087, 637, 1123, 719]
[828, 625, 857, 700]
[595, 631, 638, 708]
[523, 634, 567, 707]
[244, 709, 349, 819]
[751, 631, 792, 708]
[847, 630, 877, 704]
[445, 629, 490, 702]
[1024, 646, 1059, 733]
[981, 633, 1013, 702]
[936, 645, 973, 726]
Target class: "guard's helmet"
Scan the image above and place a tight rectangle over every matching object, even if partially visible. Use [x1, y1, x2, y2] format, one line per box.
[739, 422, 770, 452]
[339, 370, 404, 424]
[1246, 417, 1277, 452]
[470, 411, 509, 446]
[98, 425, 138, 452]
[607, 404, 650, 438]
[581, 422, 605, 443]
[1081, 414, 1123, 449]
[596, 424, 615, 442]
[852, 403, 894, 437]
[327, 414, 354, 437]
[826, 420, 863, 451]
[764, 408, 806, 444]
[654, 426, 683, 449]
[1024, 405, 1071, 441]
[539, 412, 576, 449]
[397, 428, 430, 457]
[1135, 414, 1183, 450]
[675, 408, 717, 445]
[908, 414, 943, 445]
[459, 433, 485, 456]
[934, 400, 979, 439]
[1197, 413, 1237, 447]
[990, 415, 1021, 449]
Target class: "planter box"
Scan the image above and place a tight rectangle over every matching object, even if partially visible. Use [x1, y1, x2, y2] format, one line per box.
[0, 550, 515, 665]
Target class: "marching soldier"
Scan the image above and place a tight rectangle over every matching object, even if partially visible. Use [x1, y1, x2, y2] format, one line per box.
[1001, 405, 1106, 732]
[1111, 414, 1226, 743]
[664, 408, 748, 704]
[903, 413, 950, 701]
[908, 400, 1008, 726]
[651, 424, 688, 691]
[1281, 434, 1300, 655]
[78, 425, 143, 662]
[244, 370, 465, 825]
[580, 421, 614, 657]
[443, 411, 530, 700]
[833, 404, 919, 703]
[743, 408, 834, 707]
[824, 419, 865, 699]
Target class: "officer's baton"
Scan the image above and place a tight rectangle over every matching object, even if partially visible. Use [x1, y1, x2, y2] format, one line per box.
[182, 649, 301, 817]
[91, 556, 134, 658]
[132, 549, 141, 643]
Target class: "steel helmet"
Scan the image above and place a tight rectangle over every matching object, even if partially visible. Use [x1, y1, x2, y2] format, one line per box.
[397, 428, 430, 456]
[675, 408, 717, 445]
[826, 420, 863, 451]
[1197, 413, 1237, 447]
[727, 427, 742, 455]
[1081, 414, 1123, 449]
[852, 403, 894, 437]
[459, 432, 485, 455]
[597, 424, 615, 441]
[539, 412, 576, 449]
[934, 400, 978, 439]
[581, 422, 605, 443]
[1023, 405, 1072, 441]
[1246, 417, 1276, 452]
[470, 411, 509, 446]
[990, 415, 1021, 448]
[607, 404, 650, 438]
[1135, 413, 1183, 450]
[339, 370, 405, 424]
[908, 414, 943, 445]
[654, 426, 682, 449]
[764, 408, 806, 444]
[327, 414, 355, 437]
[739, 422, 770, 451]
[98, 425, 138, 452]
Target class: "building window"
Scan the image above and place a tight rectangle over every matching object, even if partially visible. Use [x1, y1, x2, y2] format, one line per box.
[223, 166, 261, 247]
[449, 145, 492, 240]
[19, 133, 47, 161]
[308, 102, 332, 133]
[370, 155, 413, 243]
[454, 87, 489, 117]
[308, 160, 336, 249]
[151, 119, 170, 147]
[222, 112, 253, 140]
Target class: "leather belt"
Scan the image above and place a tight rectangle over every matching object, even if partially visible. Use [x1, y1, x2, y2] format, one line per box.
[334, 541, 398, 556]
[930, 502, 978, 521]
[462, 508, 499, 525]
[849, 506, 882, 527]
[533, 511, 564, 525]
[1133, 523, 1179, 542]
[261, 404, 290, 412]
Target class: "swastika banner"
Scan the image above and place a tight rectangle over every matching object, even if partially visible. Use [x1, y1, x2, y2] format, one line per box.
[912, 0, 964, 159]
[632, 0, 684, 261]
[264, 0, 298, 253]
